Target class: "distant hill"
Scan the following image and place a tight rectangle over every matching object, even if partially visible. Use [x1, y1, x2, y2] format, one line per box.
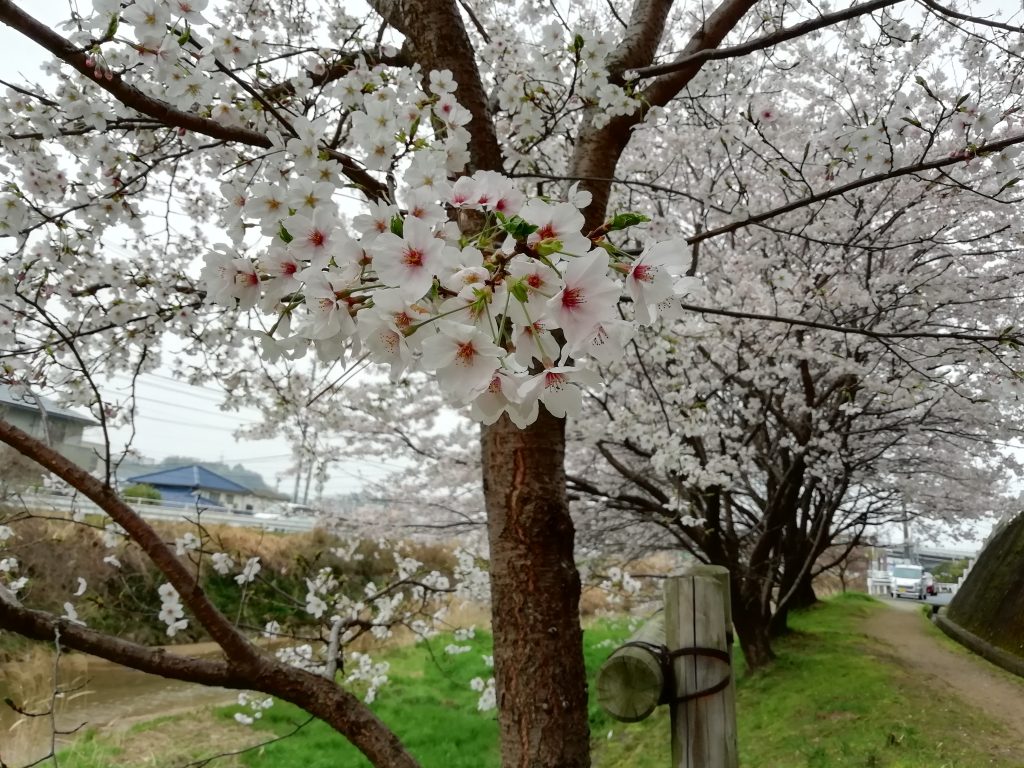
[946, 512, 1024, 658]
[116, 455, 284, 497]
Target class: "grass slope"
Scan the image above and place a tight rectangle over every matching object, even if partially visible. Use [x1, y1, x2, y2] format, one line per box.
[216, 621, 631, 768]
[53, 594, 1023, 768]
[599, 593, 1022, 768]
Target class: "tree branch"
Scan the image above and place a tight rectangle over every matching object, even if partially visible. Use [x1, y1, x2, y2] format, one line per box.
[676, 302, 1018, 344]
[0, 600, 246, 688]
[689, 131, 1024, 246]
[632, 0, 905, 79]
[0, 418, 422, 768]
[571, 0, 758, 227]
[606, 0, 675, 77]
[0, 0, 387, 200]
[919, 0, 1024, 34]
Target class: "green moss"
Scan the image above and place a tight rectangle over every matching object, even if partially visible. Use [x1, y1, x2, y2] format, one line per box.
[947, 514, 1024, 658]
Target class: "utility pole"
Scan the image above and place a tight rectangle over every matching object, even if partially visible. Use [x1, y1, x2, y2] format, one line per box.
[902, 505, 912, 561]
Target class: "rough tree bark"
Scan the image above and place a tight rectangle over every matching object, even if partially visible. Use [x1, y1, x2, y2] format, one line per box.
[481, 409, 591, 768]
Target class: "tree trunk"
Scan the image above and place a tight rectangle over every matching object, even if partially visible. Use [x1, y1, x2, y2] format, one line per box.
[771, 534, 819, 636]
[770, 573, 817, 638]
[731, 582, 776, 672]
[481, 408, 590, 768]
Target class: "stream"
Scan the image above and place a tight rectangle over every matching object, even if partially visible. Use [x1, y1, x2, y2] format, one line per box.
[0, 642, 240, 765]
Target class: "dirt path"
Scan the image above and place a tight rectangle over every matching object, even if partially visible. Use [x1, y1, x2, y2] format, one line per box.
[862, 600, 1024, 740]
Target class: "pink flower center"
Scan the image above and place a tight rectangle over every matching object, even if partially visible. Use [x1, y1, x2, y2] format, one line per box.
[632, 264, 653, 283]
[403, 247, 425, 267]
[561, 287, 583, 310]
[536, 224, 557, 240]
[308, 229, 326, 247]
[526, 274, 543, 289]
[544, 371, 567, 389]
[456, 341, 476, 365]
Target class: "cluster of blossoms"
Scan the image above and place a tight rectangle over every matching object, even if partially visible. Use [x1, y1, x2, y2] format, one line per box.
[157, 582, 188, 636]
[345, 651, 391, 704]
[202, 164, 698, 427]
[233, 691, 274, 726]
[0, 546, 27, 596]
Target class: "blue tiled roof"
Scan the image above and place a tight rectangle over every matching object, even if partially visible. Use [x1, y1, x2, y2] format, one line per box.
[126, 464, 252, 493]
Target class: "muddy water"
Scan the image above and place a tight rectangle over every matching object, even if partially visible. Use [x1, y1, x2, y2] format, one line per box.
[0, 643, 240, 765]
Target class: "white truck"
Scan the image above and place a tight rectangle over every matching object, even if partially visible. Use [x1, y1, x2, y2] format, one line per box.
[889, 564, 930, 600]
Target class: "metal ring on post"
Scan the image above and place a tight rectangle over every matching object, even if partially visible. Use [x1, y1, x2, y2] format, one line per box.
[665, 646, 732, 703]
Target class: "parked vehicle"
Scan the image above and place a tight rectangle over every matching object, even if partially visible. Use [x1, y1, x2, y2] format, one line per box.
[890, 564, 928, 600]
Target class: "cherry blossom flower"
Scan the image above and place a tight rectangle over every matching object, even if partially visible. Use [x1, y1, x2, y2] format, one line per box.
[352, 201, 400, 245]
[420, 322, 506, 402]
[470, 369, 537, 428]
[576, 319, 633, 364]
[200, 248, 259, 309]
[520, 200, 593, 256]
[546, 251, 620, 350]
[627, 240, 687, 325]
[170, 0, 209, 26]
[122, 0, 169, 39]
[235, 557, 262, 585]
[429, 69, 457, 95]
[371, 217, 445, 299]
[284, 208, 339, 265]
[211, 552, 234, 575]
[518, 364, 600, 419]
[298, 267, 360, 340]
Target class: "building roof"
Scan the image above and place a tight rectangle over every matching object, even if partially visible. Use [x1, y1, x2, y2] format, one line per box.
[126, 464, 252, 494]
[0, 384, 97, 425]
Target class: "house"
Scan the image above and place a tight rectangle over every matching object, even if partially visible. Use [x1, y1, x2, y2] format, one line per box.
[0, 383, 99, 471]
[124, 464, 272, 512]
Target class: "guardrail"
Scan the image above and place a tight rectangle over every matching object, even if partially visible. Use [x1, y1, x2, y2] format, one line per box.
[11, 493, 317, 533]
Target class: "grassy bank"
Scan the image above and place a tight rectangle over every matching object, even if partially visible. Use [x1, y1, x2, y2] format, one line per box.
[50, 594, 1023, 768]
[600, 593, 1022, 768]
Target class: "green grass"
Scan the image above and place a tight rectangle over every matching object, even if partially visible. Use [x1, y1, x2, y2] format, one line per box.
[220, 620, 634, 768]
[52, 595, 1024, 768]
[600, 593, 1024, 768]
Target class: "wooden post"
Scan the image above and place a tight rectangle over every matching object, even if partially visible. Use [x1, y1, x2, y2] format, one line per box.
[596, 613, 666, 722]
[665, 565, 738, 768]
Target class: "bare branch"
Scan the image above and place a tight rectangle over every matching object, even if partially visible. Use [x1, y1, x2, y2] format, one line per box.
[676, 302, 1020, 344]
[919, 0, 1024, 34]
[0, 600, 245, 687]
[689, 131, 1024, 246]
[0, 417, 259, 663]
[632, 0, 905, 79]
